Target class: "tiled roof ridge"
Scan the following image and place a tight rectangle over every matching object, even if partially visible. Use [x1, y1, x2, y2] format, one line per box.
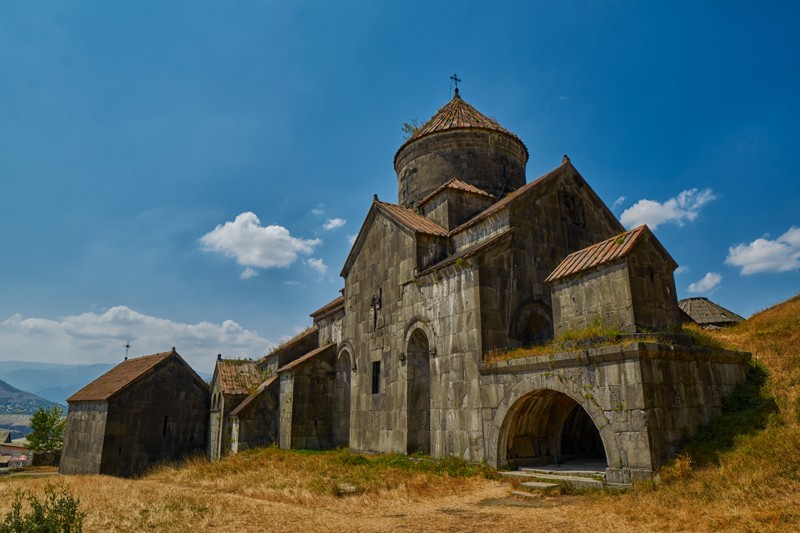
[449, 162, 568, 236]
[417, 178, 494, 206]
[416, 228, 513, 277]
[229, 375, 278, 417]
[67, 350, 174, 402]
[276, 343, 337, 373]
[216, 358, 270, 395]
[678, 298, 745, 324]
[407, 92, 516, 142]
[375, 200, 449, 237]
[545, 226, 649, 283]
[310, 295, 345, 319]
[259, 325, 319, 361]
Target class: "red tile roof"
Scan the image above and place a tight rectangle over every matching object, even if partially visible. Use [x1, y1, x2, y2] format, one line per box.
[418, 178, 494, 206]
[417, 229, 513, 276]
[309, 295, 344, 319]
[407, 90, 518, 143]
[376, 200, 448, 236]
[216, 359, 269, 395]
[229, 375, 278, 417]
[67, 350, 174, 402]
[276, 343, 336, 373]
[450, 163, 567, 235]
[545, 226, 649, 283]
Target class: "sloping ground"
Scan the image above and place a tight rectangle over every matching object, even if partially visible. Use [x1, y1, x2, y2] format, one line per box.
[1, 295, 799, 531]
[0, 378, 62, 415]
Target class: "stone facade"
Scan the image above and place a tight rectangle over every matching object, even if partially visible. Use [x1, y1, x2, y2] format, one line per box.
[549, 225, 682, 335]
[60, 350, 209, 477]
[205, 90, 750, 484]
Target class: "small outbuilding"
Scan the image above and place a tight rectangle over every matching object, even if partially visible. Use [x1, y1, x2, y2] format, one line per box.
[679, 297, 745, 328]
[546, 225, 682, 336]
[59, 349, 209, 477]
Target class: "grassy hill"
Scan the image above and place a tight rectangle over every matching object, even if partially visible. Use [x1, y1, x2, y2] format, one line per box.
[0, 295, 798, 531]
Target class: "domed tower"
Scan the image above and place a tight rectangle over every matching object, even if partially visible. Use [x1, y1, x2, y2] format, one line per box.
[394, 89, 529, 208]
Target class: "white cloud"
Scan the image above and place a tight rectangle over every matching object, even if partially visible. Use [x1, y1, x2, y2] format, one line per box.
[240, 267, 258, 280]
[688, 272, 722, 294]
[620, 188, 716, 230]
[674, 265, 689, 275]
[0, 306, 273, 373]
[725, 226, 800, 275]
[323, 218, 346, 231]
[347, 234, 357, 245]
[311, 205, 325, 216]
[611, 196, 626, 209]
[306, 257, 327, 275]
[200, 212, 320, 269]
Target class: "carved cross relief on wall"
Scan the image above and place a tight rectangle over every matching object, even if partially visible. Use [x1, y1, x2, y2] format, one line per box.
[370, 288, 383, 332]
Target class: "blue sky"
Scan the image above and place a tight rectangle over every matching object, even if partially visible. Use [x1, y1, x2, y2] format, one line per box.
[1, 1, 798, 374]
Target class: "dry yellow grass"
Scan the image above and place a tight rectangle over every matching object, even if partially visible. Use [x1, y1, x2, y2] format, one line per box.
[2, 295, 799, 532]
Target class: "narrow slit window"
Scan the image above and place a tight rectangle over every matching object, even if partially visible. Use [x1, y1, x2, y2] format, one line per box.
[371, 361, 381, 394]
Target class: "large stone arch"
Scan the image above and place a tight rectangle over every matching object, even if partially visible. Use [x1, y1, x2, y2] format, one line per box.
[333, 346, 353, 446]
[487, 378, 619, 470]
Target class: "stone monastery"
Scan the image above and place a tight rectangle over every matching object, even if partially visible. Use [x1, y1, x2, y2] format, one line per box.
[62, 89, 749, 485]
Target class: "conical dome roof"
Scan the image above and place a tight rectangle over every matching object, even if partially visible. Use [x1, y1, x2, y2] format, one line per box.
[406, 89, 519, 142]
[394, 89, 529, 207]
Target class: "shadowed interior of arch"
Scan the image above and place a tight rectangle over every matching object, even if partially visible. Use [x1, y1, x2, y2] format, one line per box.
[501, 389, 607, 469]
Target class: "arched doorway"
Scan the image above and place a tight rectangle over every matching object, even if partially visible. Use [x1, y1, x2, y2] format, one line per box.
[333, 350, 352, 446]
[499, 389, 606, 468]
[406, 329, 430, 454]
[510, 301, 553, 346]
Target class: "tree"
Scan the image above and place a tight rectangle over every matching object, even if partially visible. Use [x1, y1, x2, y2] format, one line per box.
[27, 406, 66, 454]
[401, 118, 421, 140]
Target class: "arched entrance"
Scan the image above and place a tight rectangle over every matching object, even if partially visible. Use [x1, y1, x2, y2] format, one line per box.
[499, 389, 606, 468]
[333, 350, 352, 446]
[510, 301, 553, 346]
[406, 329, 430, 454]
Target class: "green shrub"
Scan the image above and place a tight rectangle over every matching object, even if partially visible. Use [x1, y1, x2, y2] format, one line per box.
[0, 483, 85, 533]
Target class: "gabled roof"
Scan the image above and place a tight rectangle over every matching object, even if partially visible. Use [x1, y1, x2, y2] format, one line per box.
[418, 178, 494, 207]
[215, 359, 269, 396]
[417, 228, 513, 277]
[229, 375, 278, 417]
[679, 298, 745, 326]
[0, 430, 11, 444]
[341, 197, 448, 278]
[310, 295, 344, 320]
[545, 225, 675, 283]
[276, 343, 336, 373]
[68, 350, 174, 402]
[259, 325, 318, 362]
[396, 90, 526, 163]
[376, 200, 448, 236]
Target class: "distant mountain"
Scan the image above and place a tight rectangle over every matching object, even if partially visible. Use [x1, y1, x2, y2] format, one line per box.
[1, 362, 115, 405]
[0, 378, 63, 415]
[0, 361, 212, 406]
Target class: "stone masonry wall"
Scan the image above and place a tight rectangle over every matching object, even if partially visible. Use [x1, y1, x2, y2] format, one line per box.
[479, 342, 749, 484]
[551, 263, 636, 336]
[59, 401, 108, 475]
[395, 130, 527, 208]
[100, 358, 209, 477]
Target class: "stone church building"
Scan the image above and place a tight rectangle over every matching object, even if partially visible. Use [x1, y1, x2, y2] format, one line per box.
[206, 89, 749, 485]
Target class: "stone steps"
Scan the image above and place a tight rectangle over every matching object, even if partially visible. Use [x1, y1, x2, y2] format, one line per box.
[501, 464, 607, 492]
